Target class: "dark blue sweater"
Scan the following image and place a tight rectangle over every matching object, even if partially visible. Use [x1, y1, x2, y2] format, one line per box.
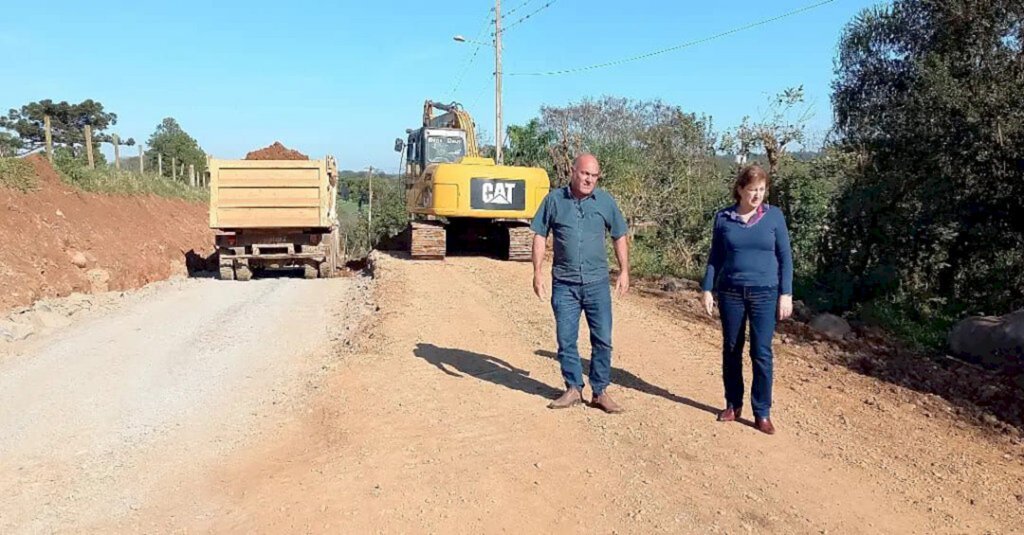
[701, 205, 794, 294]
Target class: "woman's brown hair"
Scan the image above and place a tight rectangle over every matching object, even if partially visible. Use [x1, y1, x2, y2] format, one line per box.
[732, 164, 770, 203]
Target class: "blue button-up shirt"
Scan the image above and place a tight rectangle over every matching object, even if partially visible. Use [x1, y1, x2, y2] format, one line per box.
[530, 186, 629, 284]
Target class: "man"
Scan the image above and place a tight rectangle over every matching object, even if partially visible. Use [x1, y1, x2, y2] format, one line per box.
[530, 153, 630, 413]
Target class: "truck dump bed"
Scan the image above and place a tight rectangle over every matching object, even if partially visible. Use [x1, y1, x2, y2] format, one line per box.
[208, 157, 337, 230]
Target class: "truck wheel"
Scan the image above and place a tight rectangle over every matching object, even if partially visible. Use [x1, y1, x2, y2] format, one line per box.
[330, 227, 342, 275]
[302, 264, 318, 279]
[235, 265, 253, 282]
[218, 266, 235, 281]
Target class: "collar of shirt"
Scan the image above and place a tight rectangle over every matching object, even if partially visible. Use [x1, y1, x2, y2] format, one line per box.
[563, 185, 596, 201]
[723, 203, 769, 227]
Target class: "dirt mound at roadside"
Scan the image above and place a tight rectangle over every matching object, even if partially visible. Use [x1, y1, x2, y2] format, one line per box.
[245, 142, 308, 161]
[0, 156, 213, 314]
[24, 154, 62, 184]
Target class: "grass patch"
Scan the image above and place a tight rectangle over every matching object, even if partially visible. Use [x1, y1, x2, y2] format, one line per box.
[856, 298, 958, 352]
[54, 154, 207, 202]
[0, 157, 38, 192]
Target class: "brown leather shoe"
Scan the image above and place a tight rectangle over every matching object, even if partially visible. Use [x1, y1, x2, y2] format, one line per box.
[591, 392, 624, 414]
[717, 406, 741, 422]
[755, 417, 776, 435]
[547, 388, 582, 409]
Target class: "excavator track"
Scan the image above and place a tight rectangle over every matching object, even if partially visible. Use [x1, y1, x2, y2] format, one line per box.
[507, 225, 534, 261]
[410, 221, 446, 259]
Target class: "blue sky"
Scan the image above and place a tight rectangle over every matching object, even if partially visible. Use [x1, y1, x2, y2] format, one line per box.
[1, 0, 879, 171]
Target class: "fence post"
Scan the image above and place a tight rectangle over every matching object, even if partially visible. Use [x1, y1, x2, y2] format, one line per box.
[112, 134, 121, 170]
[44, 115, 53, 162]
[172, 157, 177, 180]
[139, 146, 144, 174]
[189, 164, 196, 187]
[158, 153, 163, 176]
[84, 125, 95, 169]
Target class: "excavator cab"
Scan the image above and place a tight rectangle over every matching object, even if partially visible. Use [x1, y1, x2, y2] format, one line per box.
[424, 130, 466, 164]
[397, 127, 469, 178]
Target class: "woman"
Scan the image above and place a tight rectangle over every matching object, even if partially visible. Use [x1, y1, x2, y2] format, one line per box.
[701, 164, 793, 435]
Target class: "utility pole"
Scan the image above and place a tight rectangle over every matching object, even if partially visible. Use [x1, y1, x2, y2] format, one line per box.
[494, 0, 503, 165]
[112, 134, 121, 170]
[43, 115, 53, 162]
[84, 125, 95, 169]
[367, 166, 374, 234]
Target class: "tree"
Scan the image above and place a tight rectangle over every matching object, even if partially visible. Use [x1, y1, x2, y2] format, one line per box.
[770, 150, 851, 290]
[823, 0, 1024, 333]
[0, 99, 117, 156]
[145, 118, 206, 177]
[720, 86, 813, 176]
[475, 127, 495, 159]
[0, 131, 22, 157]
[505, 119, 555, 173]
[337, 174, 408, 258]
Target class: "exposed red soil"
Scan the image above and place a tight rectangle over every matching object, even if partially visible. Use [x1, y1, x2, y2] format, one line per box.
[244, 142, 308, 160]
[0, 155, 214, 313]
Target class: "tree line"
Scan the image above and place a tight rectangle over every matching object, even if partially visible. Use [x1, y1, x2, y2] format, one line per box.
[1, 100, 207, 180]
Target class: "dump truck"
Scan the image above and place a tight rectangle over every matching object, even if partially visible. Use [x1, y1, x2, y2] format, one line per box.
[208, 156, 342, 280]
[395, 100, 550, 260]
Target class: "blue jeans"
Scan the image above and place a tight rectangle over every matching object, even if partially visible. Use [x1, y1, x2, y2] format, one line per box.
[717, 285, 778, 418]
[551, 279, 613, 396]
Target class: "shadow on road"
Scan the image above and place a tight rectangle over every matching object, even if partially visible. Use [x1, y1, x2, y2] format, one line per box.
[534, 349, 728, 421]
[413, 343, 562, 401]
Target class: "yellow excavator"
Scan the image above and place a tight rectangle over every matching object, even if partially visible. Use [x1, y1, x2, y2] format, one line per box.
[394, 100, 550, 260]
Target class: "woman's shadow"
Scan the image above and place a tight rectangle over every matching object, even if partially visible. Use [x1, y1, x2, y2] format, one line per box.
[532, 350, 726, 419]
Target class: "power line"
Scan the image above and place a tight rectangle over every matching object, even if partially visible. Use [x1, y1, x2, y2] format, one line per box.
[450, 7, 495, 96]
[503, 0, 558, 33]
[504, 0, 536, 18]
[508, 0, 836, 76]
[451, 42, 488, 95]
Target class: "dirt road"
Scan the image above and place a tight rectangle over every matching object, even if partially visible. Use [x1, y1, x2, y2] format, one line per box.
[0, 275, 372, 532]
[2, 255, 1022, 533]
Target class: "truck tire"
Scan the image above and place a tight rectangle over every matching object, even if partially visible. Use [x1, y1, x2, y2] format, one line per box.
[218, 266, 235, 281]
[235, 265, 253, 282]
[312, 227, 341, 279]
[324, 227, 341, 278]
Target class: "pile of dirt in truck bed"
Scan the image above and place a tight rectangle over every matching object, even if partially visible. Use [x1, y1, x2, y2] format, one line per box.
[244, 142, 309, 160]
[0, 155, 214, 314]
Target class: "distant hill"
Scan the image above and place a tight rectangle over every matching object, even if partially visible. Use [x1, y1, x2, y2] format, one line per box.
[340, 170, 400, 180]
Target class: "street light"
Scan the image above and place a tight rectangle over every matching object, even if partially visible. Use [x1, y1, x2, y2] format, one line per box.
[451, 0, 504, 165]
[452, 35, 491, 46]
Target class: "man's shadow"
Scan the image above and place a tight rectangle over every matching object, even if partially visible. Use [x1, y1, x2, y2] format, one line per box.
[413, 344, 563, 400]
[534, 350, 754, 426]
